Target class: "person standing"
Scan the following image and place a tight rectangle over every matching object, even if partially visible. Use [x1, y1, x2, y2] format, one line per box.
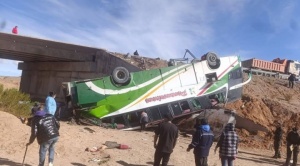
[288, 74, 296, 88]
[187, 118, 214, 166]
[12, 26, 18, 34]
[26, 105, 60, 166]
[45, 92, 57, 116]
[214, 123, 239, 166]
[272, 123, 283, 159]
[31, 102, 40, 115]
[153, 113, 178, 166]
[140, 111, 149, 131]
[285, 127, 300, 166]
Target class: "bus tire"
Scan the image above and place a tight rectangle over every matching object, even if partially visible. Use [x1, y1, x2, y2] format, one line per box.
[206, 52, 220, 69]
[112, 67, 130, 85]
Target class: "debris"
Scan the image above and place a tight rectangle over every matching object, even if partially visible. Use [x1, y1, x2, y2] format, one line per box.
[84, 127, 96, 133]
[85, 145, 107, 152]
[119, 144, 131, 150]
[104, 141, 131, 149]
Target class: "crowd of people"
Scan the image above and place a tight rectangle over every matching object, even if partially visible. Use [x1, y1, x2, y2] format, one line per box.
[151, 115, 300, 166]
[26, 91, 300, 166]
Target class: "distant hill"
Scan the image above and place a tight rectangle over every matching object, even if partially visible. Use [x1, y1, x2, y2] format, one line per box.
[0, 76, 20, 89]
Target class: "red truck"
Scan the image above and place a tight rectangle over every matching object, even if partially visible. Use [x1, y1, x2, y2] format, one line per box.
[242, 58, 300, 78]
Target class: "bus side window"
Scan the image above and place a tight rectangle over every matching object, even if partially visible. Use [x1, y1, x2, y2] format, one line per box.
[190, 99, 201, 109]
[196, 96, 212, 109]
[171, 102, 182, 116]
[180, 101, 190, 114]
[148, 107, 161, 121]
[229, 68, 242, 79]
[159, 105, 171, 118]
[126, 112, 140, 127]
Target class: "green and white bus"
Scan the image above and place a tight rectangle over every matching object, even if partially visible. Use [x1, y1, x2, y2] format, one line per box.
[62, 52, 251, 129]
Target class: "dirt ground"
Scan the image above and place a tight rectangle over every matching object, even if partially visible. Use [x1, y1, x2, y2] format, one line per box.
[0, 75, 300, 165]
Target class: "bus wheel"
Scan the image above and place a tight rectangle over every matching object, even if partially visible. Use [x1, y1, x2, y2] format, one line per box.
[112, 67, 131, 85]
[206, 52, 220, 69]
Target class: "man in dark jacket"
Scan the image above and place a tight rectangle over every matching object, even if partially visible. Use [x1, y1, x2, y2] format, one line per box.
[27, 105, 60, 166]
[153, 113, 178, 166]
[272, 123, 283, 158]
[285, 127, 299, 166]
[187, 118, 214, 166]
[288, 74, 296, 88]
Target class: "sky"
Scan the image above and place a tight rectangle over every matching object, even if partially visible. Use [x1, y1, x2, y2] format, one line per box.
[0, 0, 300, 76]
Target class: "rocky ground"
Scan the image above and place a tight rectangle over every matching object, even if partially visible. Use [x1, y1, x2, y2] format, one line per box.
[0, 75, 299, 165]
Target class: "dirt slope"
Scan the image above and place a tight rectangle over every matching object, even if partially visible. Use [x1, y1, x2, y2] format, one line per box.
[226, 75, 300, 149]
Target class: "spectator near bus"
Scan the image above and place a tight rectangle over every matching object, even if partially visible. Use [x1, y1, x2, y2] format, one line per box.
[285, 127, 300, 166]
[153, 113, 178, 166]
[272, 122, 283, 159]
[140, 111, 149, 131]
[215, 123, 239, 166]
[45, 92, 57, 116]
[187, 118, 214, 166]
[27, 105, 60, 166]
[288, 74, 296, 88]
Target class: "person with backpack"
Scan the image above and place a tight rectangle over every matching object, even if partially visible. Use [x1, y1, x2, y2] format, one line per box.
[285, 127, 300, 166]
[187, 118, 214, 166]
[214, 123, 239, 166]
[27, 105, 60, 166]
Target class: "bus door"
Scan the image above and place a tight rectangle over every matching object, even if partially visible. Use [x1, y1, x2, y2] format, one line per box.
[227, 67, 243, 102]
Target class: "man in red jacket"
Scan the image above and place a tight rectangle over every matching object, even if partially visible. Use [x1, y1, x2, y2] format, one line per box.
[12, 26, 18, 34]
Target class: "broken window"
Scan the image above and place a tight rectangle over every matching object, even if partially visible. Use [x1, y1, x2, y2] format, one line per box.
[190, 98, 202, 109]
[180, 101, 190, 114]
[205, 72, 218, 83]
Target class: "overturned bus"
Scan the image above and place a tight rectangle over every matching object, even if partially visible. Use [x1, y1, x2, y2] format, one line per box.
[62, 52, 251, 130]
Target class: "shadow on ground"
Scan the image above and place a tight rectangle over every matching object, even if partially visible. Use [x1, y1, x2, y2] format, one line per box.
[238, 150, 284, 166]
[71, 163, 87, 166]
[0, 157, 31, 166]
[117, 160, 149, 166]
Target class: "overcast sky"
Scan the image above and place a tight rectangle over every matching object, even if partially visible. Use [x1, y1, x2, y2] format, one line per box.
[0, 0, 300, 76]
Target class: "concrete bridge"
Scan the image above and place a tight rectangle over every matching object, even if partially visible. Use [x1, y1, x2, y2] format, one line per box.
[0, 32, 143, 103]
